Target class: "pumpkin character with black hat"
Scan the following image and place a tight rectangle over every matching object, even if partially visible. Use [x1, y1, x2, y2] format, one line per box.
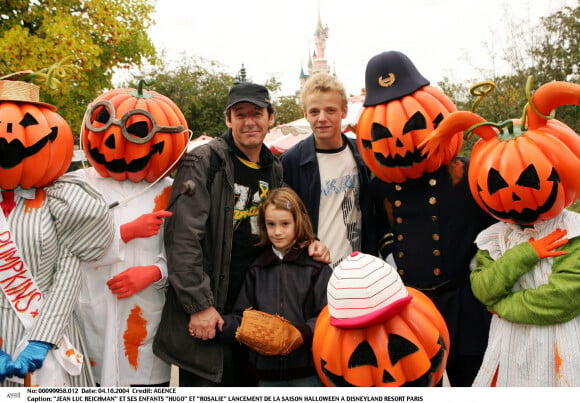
[356, 50, 496, 386]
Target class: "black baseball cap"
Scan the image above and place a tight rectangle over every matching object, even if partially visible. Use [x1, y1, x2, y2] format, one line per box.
[363, 51, 430, 106]
[225, 82, 271, 110]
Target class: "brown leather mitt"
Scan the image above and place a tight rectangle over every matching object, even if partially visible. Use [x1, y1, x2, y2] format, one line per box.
[235, 308, 304, 356]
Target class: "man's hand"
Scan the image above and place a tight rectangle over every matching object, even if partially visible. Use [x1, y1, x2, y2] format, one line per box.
[120, 211, 173, 243]
[529, 228, 568, 259]
[308, 240, 331, 264]
[188, 307, 224, 341]
[107, 265, 162, 299]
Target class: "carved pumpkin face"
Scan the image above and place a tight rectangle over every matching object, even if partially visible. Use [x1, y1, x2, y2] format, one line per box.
[81, 86, 189, 182]
[313, 287, 449, 387]
[420, 81, 580, 226]
[0, 101, 73, 190]
[469, 119, 580, 225]
[357, 86, 461, 183]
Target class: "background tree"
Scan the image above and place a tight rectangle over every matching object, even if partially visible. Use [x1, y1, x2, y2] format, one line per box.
[273, 95, 303, 126]
[438, 3, 579, 211]
[0, 0, 157, 135]
[439, 3, 579, 145]
[129, 56, 304, 137]
[135, 55, 235, 138]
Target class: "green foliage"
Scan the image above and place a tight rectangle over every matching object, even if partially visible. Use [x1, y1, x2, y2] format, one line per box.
[126, 55, 305, 138]
[273, 95, 303, 126]
[132, 55, 235, 138]
[0, 0, 157, 136]
[570, 198, 580, 214]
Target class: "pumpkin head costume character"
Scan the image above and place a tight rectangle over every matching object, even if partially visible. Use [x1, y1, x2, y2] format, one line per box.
[357, 51, 495, 386]
[312, 252, 449, 386]
[421, 79, 580, 386]
[74, 81, 190, 386]
[0, 72, 114, 386]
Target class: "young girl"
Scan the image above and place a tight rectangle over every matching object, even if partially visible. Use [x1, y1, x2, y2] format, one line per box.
[218, 187, 332, 387]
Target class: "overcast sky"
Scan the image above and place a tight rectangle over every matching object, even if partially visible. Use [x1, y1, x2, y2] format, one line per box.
[146, 0, 574, 97]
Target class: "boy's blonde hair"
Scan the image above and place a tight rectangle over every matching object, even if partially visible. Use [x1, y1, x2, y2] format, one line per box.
[300, 73, 348, 110]
[256, 187, 316, 250]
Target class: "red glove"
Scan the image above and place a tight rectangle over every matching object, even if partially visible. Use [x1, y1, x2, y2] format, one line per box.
[107, 265, 162, 299]
[529, 228, 568, 259]
[120, 210, 172, 243]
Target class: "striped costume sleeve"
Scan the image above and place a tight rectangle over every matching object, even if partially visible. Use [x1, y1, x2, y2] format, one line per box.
[29, 175, 114, 343]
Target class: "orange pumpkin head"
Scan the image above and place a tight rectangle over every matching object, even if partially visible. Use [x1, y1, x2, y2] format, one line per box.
[313, 253, 449, 387]
[81, 81, 189, 183]
[0, 80, 73, 190]
[421, 81, 580, 226]
[356, 51, 462, 183]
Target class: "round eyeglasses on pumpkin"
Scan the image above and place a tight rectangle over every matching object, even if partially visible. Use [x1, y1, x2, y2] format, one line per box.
[84, 100, 185, 144]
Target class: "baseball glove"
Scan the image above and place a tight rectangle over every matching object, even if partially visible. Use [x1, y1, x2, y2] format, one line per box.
[235, 308, 304, 356]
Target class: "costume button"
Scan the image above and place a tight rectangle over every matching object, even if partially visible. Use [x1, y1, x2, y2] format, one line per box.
[398, 251, 405, 258]
[395, 185, 402, 191]
[398, 269, 405, 276]
[429, 178, 437, 186]
[433, 268, 441, 276]
[394, 200, 402, 207]
[396, 217, 403, 224]
[432, 233, 440, 241]
[431, 216, 438, 222]
[397, 234, 404, 241]
[433, 249, 441, 256]
[429, 197, 437, 205]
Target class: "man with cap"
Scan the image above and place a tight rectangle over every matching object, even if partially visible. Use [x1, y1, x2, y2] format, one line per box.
[153, 82, 330, 386]
[357, 51, 496, 386]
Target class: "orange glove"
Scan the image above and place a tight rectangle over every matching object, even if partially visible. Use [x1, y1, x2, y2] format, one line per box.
[529, 228, 568, 259]
[120, 210, 172, 243]
[107, 265, 162, 299]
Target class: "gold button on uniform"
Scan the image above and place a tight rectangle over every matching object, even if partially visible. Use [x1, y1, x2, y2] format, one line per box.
[395, 185, 402, 191]
[394, 200, 402, 207]
[431, 216, 438, 222]
[433, 268, 441, 276]
[432, 233, 440, 241]
[433, 249, 441, 256]
[429, 179, 437, 186]
[396, 217, 403, 224]
[398, 252, 405, 258]
[397, 234, 404, 241]
[429, 197, 437, 205]
[398, 269, 405, 276]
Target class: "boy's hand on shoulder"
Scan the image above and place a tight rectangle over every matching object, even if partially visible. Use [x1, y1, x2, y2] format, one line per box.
[309, 240, 331, 264]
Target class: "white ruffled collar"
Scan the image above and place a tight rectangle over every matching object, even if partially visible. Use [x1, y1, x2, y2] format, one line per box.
[476, 210, 580, 259]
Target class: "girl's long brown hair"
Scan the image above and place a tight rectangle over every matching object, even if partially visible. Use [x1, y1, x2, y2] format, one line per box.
[256, 187, 316, 250]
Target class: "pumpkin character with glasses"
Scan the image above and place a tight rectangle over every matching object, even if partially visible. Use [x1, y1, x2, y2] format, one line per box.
[74, 81, 190, 386]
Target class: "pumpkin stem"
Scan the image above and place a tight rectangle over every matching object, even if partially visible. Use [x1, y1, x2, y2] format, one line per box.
[464, 119, 513, 140]
[470, 80, 495, 113]
[20, 56, 80, 91]
[524, 75, 554, 122]
[137, 79, 156, 96]
[520, 103, 529, 131]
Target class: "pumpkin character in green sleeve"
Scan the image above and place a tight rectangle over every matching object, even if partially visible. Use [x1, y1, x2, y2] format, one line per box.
[421, 79, 580, 386]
